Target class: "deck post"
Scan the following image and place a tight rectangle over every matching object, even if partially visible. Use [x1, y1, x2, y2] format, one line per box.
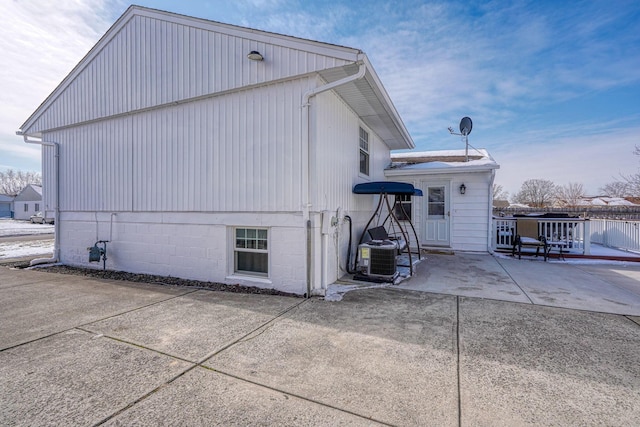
[583, 219, 591, 255]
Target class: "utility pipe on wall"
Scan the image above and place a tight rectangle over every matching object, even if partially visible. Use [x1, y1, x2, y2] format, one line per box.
[301, 58, 367, 297]
[18, 133, 61, 265]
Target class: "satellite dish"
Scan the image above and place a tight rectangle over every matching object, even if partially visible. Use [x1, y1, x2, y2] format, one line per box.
[459, 117, 472, 136]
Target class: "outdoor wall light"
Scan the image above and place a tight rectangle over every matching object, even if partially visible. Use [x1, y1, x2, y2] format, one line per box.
[459, 183, 466, 195]
[247, 50, 264, 61]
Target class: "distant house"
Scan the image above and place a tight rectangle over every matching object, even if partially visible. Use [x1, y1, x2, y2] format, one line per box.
[0, 194, 14, 218]
[577, 197, 638, 207]
[12, 185, 43, 221]
[17, 6, 415, 295]
[385, 149, 499, 252]
[493, 200, 510, 209]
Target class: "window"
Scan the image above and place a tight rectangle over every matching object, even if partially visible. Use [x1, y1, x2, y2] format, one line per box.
[35, 203, 40, 212]
[24, 203, 28, 212]
[359, 127, 369, 176]
[234, 228, 268, 276]
[394, 194, 412, 221]
[428, 187, 445, 218]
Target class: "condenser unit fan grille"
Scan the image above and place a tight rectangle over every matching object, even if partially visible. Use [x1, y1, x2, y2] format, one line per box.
[369, 247, 397, 276]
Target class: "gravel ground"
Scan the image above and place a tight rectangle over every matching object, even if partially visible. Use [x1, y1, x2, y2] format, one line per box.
[2, 262, 301, 298]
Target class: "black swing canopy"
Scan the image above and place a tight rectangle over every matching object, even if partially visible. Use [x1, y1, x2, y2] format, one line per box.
[353, 181, 423, 196]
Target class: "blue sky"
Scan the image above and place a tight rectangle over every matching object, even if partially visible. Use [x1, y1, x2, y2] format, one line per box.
[1, 0, 639, 196]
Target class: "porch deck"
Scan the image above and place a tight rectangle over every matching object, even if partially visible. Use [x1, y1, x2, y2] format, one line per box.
[495, 242, 640, 262]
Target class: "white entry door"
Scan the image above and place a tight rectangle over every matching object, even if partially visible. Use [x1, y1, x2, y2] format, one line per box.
[423, 182, 450, 247]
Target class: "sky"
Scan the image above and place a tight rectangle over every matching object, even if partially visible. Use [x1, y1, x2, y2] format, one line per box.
[1, 0, 639, 197]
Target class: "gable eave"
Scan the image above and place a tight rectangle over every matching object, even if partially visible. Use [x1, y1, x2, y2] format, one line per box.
[319, 57, 414, 150]
[19, 5, 363, 135]
[19, 5, 137, 134]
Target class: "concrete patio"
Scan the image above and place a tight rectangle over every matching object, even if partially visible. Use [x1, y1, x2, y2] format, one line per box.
[1, 258, 639, 426]
[396, 252, 640, 316]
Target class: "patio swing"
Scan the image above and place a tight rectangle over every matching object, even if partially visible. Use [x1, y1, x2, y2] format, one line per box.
[352, 181, 422, 281]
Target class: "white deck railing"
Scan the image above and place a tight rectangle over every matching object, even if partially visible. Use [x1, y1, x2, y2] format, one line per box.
[493, 218, 590, 254]
[590, 219, 640, 253]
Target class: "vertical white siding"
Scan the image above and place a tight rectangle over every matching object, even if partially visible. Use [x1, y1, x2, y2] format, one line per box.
[405, 171, 493, 252]
[311, 90, 390, 213]
[132, 78, 306, 212]
[44, 77, 310, 213]
[48, 118, 133, 212]
[450, 173, 492, 251]
[25, 15, 351, 134]
[42, 145, 56, 215]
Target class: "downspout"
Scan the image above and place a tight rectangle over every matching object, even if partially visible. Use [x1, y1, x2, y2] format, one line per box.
[301, 58, 366, 297]
[18, 133, 60, 265]
[487, 169, 496, 254]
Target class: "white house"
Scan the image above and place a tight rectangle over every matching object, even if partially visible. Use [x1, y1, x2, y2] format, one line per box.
[17, 6, 415, 296]
[12, 184, 43, 221]
[385, 149, 499, 252]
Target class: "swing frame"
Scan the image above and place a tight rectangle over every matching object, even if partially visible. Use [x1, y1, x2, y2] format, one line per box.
[353, 182, 423, 276]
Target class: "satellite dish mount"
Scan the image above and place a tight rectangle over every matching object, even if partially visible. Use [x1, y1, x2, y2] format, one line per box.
[448, 116, 473, 161]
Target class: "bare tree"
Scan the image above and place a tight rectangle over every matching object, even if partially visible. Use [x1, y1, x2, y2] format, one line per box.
[512, 179, 558, 208]
[555, 182, 585, 207]
[492, 183, 509, 201]
[600, 181, 631, 197]
[0, 169, 42, 195]
[600, 145, 640, 197]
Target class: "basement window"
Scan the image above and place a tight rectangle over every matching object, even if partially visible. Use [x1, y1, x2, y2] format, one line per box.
[234, 228, 269, 276]
[359, 127, 370, 176]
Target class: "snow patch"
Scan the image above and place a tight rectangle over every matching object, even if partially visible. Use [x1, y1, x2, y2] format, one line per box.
[0, 239, 54, 259]
[0, 219, 54, 237]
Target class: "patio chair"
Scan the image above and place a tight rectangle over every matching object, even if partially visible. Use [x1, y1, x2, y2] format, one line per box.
[512, 218, 549, 261]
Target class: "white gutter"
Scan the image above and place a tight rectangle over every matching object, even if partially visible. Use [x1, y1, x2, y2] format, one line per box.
[384, 162, 499, 177]
[18, 132, 61, 266]
[301, 58, 366, 297]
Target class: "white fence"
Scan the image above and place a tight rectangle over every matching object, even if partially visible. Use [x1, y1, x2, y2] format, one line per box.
[493, 218, 590, 254]
[590, 219, 640, 253]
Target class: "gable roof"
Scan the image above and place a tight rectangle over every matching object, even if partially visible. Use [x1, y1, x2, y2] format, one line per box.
[13, 184, 43, 201]
[19, 5, 413, 150]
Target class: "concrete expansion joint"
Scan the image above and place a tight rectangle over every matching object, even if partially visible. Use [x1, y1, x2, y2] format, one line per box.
[75, 326, 197, 365]
[625, 315, 640, 327]
[91, 297, 362, 427]
[198, 366, 396, 427]
[93, 362, 201, 426]
[493, 256, 535, 305]
[0, 328, 72, 353]
[194, 298, 308, 364]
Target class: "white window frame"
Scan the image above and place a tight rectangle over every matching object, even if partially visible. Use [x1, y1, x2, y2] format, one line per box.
[233, 227, 269, 277]
[394, 194, 412, 221]
[35, 203, 40, 212]
[23, 203, 28, 212]
[359, 126, 370, 177]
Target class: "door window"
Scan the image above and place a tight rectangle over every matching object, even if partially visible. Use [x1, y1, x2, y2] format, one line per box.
[428, 187, 445, 218]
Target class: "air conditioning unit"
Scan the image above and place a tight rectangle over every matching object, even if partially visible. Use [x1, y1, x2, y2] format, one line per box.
[358, 240, 398, 280]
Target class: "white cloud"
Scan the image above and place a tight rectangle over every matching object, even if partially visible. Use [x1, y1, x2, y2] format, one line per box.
[0, 0, 120, 171]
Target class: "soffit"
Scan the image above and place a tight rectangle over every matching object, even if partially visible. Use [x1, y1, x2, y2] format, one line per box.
[318, 65, 413, 150]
